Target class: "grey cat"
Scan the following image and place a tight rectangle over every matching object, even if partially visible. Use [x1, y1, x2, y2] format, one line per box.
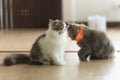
[4, 19, 68, 66]
[67, 23, 115, 61]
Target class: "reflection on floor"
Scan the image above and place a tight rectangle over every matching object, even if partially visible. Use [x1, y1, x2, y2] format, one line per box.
[0, 52, 120, 80]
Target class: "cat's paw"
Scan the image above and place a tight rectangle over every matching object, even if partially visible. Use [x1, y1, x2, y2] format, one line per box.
[54, 61, 66, 66]
[57, 63, 65, 66]
[80, 57, 87, 61]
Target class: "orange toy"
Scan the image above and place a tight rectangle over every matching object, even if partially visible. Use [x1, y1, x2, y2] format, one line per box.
[75, 27, 84, 42]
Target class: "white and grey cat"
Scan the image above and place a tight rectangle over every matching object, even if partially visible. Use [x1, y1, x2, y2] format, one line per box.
[4, 19, 68, 66]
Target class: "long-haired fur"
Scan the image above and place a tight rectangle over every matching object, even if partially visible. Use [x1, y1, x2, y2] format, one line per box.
[67, 23, 115, 61]
[3, 19, 67, 66]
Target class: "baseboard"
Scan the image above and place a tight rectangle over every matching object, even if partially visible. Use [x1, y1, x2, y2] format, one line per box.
[73, 21, 120, 27]
[107, 22, 120, 27]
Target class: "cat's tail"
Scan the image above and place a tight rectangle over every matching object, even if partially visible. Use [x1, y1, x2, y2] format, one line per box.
[3, 54, 30, 66]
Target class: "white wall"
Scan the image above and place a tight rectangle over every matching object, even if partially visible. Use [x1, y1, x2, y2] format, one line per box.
[62, 0, 73, 21]
[62, 0, 120, 22]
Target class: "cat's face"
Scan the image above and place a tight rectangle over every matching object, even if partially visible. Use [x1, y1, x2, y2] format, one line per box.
[67, 23, 86, 40]
[49, 19, 67, 34]
[67, 23, 79, 40]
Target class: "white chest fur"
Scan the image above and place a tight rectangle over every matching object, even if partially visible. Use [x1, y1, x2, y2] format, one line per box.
[38, 29, 67, 61]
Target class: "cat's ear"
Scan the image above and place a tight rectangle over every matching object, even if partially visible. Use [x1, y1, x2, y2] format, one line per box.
[49, 19, 53, 23]
[66, 22, 75, 29]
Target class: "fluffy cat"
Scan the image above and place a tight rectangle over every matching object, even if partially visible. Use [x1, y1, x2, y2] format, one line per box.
[67, 23, 115, 61]
[4, 19, 68, 66]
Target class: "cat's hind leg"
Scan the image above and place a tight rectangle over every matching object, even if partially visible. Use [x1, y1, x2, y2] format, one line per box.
[90, 48, 114, 60]
[30, 56, 51, 65]
[30, 57, 44, 65]
[90, 54, 113, 60]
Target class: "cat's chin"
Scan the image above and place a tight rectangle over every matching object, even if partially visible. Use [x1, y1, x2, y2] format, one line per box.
[59, 30, 66, 35]
[59, 31, 64, 34]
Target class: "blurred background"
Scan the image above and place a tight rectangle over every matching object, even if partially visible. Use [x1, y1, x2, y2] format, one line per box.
[0, 0, 120, 52]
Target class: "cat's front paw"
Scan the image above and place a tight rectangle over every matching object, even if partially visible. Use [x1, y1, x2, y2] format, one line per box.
[56, 63, 64, 66]
[80, 57, 87, 61]
[55, 61, 66, 66]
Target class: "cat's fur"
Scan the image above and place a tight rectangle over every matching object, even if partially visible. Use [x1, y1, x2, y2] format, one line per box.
[67, 23, 115, 61]
[4, 19, 67, 66]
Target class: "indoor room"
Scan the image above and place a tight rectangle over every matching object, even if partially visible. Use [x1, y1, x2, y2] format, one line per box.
[0, 0, 120, 80]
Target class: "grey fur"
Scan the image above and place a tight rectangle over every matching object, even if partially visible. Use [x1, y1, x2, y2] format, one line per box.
[4, 34, 46, 66]
[67, 23, 115, 61]
[49, 19, 67, 34]
[50, 19, 64, 31]
[30, 34, 47, 65]
[4, 54, 30, 66]
[3, 19, 67, 66]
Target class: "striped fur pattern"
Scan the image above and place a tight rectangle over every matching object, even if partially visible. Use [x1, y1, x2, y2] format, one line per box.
[67, 23, 115, 61]
[3, 19, 67, 66]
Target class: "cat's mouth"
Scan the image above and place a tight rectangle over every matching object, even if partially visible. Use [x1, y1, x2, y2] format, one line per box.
[58, 29, 66, 34]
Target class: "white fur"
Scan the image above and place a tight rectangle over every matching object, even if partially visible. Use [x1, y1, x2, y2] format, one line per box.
[38, 28, 67, 66]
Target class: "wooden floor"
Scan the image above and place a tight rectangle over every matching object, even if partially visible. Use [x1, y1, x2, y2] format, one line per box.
[0, 28, 79, 52]
[0, 53, 120, 80]
[0, 27, 120, 80]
